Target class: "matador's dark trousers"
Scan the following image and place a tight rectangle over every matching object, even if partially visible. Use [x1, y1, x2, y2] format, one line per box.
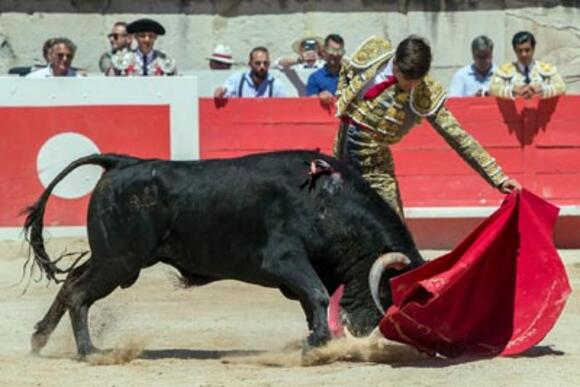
[334, 121, 404, 217]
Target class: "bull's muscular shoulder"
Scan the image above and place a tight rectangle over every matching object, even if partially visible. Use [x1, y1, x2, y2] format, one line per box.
[536, 60, 558, 77]
[496, 62, 517, 79]
[410, 75, 447, 117]
[349, 36, 394, 69]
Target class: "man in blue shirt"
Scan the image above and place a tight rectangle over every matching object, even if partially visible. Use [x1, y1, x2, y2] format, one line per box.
[306, 34, 345, 105]
[214, 46, 286, 98]
[448, 35, 497, 97]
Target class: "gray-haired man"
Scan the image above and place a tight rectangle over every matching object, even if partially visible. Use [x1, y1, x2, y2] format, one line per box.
[448, 35, 496, 97]
[27, 37, 80, 78]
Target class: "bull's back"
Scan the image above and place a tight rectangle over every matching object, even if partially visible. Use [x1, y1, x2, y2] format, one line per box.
[86, 151, 325, 282]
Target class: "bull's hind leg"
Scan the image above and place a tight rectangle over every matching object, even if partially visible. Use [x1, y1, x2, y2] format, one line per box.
[31, 263, 89, 354]
[262, 239, 331, 349]
[66, 260, 140, 357]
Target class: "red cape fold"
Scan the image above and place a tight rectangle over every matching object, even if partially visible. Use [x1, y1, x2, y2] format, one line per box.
[379, 189, 571, 357]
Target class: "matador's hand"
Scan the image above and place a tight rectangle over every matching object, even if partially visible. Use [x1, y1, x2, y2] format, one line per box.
[499, 178, 522, 194]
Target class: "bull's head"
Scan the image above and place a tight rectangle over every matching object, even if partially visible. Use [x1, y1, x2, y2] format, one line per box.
[340, 252, 412, 337]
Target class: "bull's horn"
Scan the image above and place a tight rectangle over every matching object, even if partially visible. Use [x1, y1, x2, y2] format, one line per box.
[368, 252, 411, 315]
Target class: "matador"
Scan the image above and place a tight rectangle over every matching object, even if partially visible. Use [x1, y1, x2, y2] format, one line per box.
[334, 35, 520, 217]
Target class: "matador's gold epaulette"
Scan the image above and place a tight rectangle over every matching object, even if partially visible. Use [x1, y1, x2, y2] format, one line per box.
[410, 75, 447, 117]
[536, 61, 558, 77]
[349, 36, 394, 69]
[496, 62, 517, 79]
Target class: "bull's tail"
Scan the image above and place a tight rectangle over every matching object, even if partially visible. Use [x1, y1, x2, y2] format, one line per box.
[22, 153, 125, 283]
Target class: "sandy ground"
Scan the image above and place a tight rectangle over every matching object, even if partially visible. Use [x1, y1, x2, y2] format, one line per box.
[0, 237, 579, 387]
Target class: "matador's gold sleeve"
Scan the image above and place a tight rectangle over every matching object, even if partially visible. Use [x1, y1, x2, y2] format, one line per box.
[488, 63, 515, 100]
[335, 62, 351, 115]
[538, 62, 566, 99]
[427, 106, 508, 188]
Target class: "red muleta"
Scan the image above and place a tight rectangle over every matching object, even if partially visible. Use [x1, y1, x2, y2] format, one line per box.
[380, 189, 571, 357]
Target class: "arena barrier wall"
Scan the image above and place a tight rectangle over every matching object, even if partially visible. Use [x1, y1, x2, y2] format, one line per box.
[0, 77, 198, 239]
[1, 82, 578, 247]
[200, 96, 580, 248]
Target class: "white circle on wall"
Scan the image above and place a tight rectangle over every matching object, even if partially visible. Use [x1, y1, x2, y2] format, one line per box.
[37, 132, 102, 199]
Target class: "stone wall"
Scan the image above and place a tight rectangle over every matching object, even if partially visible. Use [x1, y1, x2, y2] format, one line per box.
[0, 0, 579, 91]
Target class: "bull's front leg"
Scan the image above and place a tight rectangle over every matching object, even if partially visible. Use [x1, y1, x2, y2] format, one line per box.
[261, 240, 331, 350]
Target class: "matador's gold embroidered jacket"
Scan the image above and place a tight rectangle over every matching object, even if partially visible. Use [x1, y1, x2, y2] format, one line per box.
[488, 61, 565, 99]
[334, 36, 508, 212]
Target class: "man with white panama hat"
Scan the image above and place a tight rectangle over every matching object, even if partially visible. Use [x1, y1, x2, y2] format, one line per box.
[207, 44, 235, 70]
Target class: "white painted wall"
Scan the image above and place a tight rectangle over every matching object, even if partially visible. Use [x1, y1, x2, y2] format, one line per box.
[0, 3, 579, 92]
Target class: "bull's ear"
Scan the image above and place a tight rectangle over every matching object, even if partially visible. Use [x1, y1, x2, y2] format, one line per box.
[368, 252, 411, 315]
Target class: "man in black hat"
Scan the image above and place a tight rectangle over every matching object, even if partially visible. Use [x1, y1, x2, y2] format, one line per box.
[106, 18, 176, 76]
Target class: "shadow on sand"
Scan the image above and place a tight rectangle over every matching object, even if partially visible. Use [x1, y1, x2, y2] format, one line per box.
[139, 348, 264, 360]
[392, 345, 565, 369]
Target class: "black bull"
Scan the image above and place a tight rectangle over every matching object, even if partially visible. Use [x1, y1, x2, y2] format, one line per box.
[24, 150, 424, 357]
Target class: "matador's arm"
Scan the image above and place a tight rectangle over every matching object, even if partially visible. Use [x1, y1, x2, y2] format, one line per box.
[427, 106, 508, 188]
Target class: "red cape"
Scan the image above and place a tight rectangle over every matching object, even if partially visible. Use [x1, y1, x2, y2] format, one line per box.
[379, 189, 571, 357]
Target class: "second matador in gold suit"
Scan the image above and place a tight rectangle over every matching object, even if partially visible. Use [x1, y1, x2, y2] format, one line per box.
[334, 35, 520, 217]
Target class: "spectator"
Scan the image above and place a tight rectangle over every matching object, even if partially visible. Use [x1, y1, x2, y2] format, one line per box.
[489, 31, 565, 99]
[107, 18, 176, 76]
[214, 46, 286, 98]
[274, 36, 325, 70]
[27, 38, 80, 77]
[99, 22, 132, 74]
[448, 35, 496, 97]
[306, 34, 345, 105]
[207, 44, 235, 70]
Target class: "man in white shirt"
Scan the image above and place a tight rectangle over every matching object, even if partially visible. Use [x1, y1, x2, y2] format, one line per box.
[27, 38, 79, 78]
[448, 36, 496, 97]
[214, 47, 286, 98]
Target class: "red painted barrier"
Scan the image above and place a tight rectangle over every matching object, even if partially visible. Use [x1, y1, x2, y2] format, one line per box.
[2, 96, 578, 247]
[0, 106, 170, 227]
[200, 96, 580, 208]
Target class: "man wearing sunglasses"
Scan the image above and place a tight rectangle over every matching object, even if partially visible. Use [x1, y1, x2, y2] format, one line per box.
[306, 34, 345, 106]
[107, 18, 176, 76]
[27, 38, 79, 78]
[99, 22, 132, 74]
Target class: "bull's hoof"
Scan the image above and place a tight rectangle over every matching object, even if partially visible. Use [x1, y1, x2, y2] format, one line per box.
[300, 339, 331, 366]
[76, 345, 106, 360]
[31, 332, 49, 355]
[302, 330, 331, 354]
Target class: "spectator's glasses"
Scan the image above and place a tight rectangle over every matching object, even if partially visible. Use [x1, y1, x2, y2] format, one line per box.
[55, 53, 73, 60]
[253, 61, 270, 66]
[326, 47, 345, 56]
[108, 33, 128, 40]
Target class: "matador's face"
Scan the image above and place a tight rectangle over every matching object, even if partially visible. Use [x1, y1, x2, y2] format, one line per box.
[393, 63, 423, 91]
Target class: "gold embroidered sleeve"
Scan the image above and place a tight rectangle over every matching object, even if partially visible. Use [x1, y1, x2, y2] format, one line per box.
[335, 63, 351, 115]
[488, 73, 514, 100]
[541, 71, 566, 99]
[427, 106, 508, 187]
